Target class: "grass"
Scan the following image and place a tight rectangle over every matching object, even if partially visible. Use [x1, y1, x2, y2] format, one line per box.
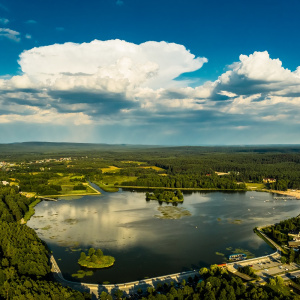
[60, 184, 95, 194]
[23, 198, 41, 222]
[101, 166, 121, 173]
[245, 183, 266, 190]
[215, 172, 229, 176]
[49, 174, 73, 185]
[93, 181, 119, 192]
[21, 191, 36, 198]
[139, 166, 165, 172]
[254, 228, 277, 251]
[94, 175, 137, 192]
[46, 175, 100, 196]
[102, 175, 137, 185]
[121, 161, 146, 165]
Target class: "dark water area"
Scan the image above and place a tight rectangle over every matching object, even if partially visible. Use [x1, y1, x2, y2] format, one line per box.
[28, 189, 300, 284]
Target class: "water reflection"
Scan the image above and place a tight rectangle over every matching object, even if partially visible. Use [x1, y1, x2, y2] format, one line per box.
[28, 190, 300, 283]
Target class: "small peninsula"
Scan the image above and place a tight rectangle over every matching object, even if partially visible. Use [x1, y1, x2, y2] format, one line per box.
[146, 190, 184, 203]
[78, 248, 115, 268]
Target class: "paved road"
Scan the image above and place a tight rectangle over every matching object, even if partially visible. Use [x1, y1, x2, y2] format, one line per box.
[50, 255, 199, 299]
[49, 224, 298, 298]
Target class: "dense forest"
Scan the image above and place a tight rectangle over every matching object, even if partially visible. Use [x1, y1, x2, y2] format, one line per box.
[1, 143, 300, 299]
[261, 217, 300, 265]
[1, 143, 300, 193]
[0, 185, 91, 299]
[121, 265, 298, 300]
[125, 174, 246, 190]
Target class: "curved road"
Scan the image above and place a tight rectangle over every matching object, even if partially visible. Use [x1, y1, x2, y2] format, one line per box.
[50, 255, 199, 299]
[49, 225, 286, 298]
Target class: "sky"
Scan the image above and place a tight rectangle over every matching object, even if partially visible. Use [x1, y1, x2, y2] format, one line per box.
[0, 0, 300, 145]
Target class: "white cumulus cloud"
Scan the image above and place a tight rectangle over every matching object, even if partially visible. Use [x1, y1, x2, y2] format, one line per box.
[17, 39, 207, 90]
[216, 51, 300, 96]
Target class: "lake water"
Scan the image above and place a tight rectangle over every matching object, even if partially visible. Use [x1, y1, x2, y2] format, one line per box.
[28, 188, 300, 284]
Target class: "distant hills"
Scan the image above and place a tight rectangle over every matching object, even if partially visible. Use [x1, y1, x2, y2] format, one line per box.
[0, 142, 299, 157]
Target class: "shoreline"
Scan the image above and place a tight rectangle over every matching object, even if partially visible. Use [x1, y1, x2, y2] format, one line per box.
[268, 189, 300, 199]
[35, 183, 101, 198]
[120, 185, 300, 200]
[119, 185, 246, 191]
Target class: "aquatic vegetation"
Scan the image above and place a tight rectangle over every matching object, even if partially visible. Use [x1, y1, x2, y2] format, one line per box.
[72, 270, 94, 279]
[156, 206, 191, 219]
[232, 248, 255, 259]
[41, 225, 51, 230]
[64, 218, 78, 225]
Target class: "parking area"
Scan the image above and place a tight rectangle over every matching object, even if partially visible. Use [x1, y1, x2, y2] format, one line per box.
[233, 256, 300, 278]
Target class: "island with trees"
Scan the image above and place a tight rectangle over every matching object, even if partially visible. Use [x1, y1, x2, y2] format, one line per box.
[146, 189, 184, 203]
[78, 248, 115, 268]
[1, 143, 300, 299]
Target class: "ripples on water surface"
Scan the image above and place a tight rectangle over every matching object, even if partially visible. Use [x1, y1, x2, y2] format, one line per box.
[28, 189, 300, 283]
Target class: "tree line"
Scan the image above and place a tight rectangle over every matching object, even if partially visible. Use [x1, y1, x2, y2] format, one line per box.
[124, 174, 246, 190]
[107, 264, 297, 300]
[0, 186, 91, 299]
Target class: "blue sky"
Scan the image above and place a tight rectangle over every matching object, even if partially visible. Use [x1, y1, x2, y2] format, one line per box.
[0, 0, 300, 145]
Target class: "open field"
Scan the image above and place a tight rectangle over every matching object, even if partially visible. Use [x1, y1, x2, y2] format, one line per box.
[20, 191, 36, 197]
[94, 175, 137, 192]
[139, 166, 165, 172]
[101, 175, 137, 185]
[245, 183, 266, 190]
[216, 172, 229, 176]
[60, 185, 97, 195]
[48, 174, 82, 185]
[121, 160, 146, 165]
[101, 166, 121, 173]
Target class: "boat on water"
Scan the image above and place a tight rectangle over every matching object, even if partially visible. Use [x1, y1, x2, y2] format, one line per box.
[229, 253, 247, 261]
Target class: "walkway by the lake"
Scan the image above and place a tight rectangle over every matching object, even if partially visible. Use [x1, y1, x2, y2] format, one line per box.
[48, 223, 292, 299]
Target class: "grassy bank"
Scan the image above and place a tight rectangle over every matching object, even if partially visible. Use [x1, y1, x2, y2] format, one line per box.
[94, 182, 119, 192]
[253, 228, 277, 251]
[23, 198, 41, 222]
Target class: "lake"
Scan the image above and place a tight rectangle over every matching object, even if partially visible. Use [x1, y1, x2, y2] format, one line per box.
[28, 188, 300, 284]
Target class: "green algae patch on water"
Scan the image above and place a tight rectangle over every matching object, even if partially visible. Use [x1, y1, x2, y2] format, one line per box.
[231, 248, 255, 259]
[41, 225, 51, 230]
[155, 206, 192, 219]
[72, 270, 94, 279]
